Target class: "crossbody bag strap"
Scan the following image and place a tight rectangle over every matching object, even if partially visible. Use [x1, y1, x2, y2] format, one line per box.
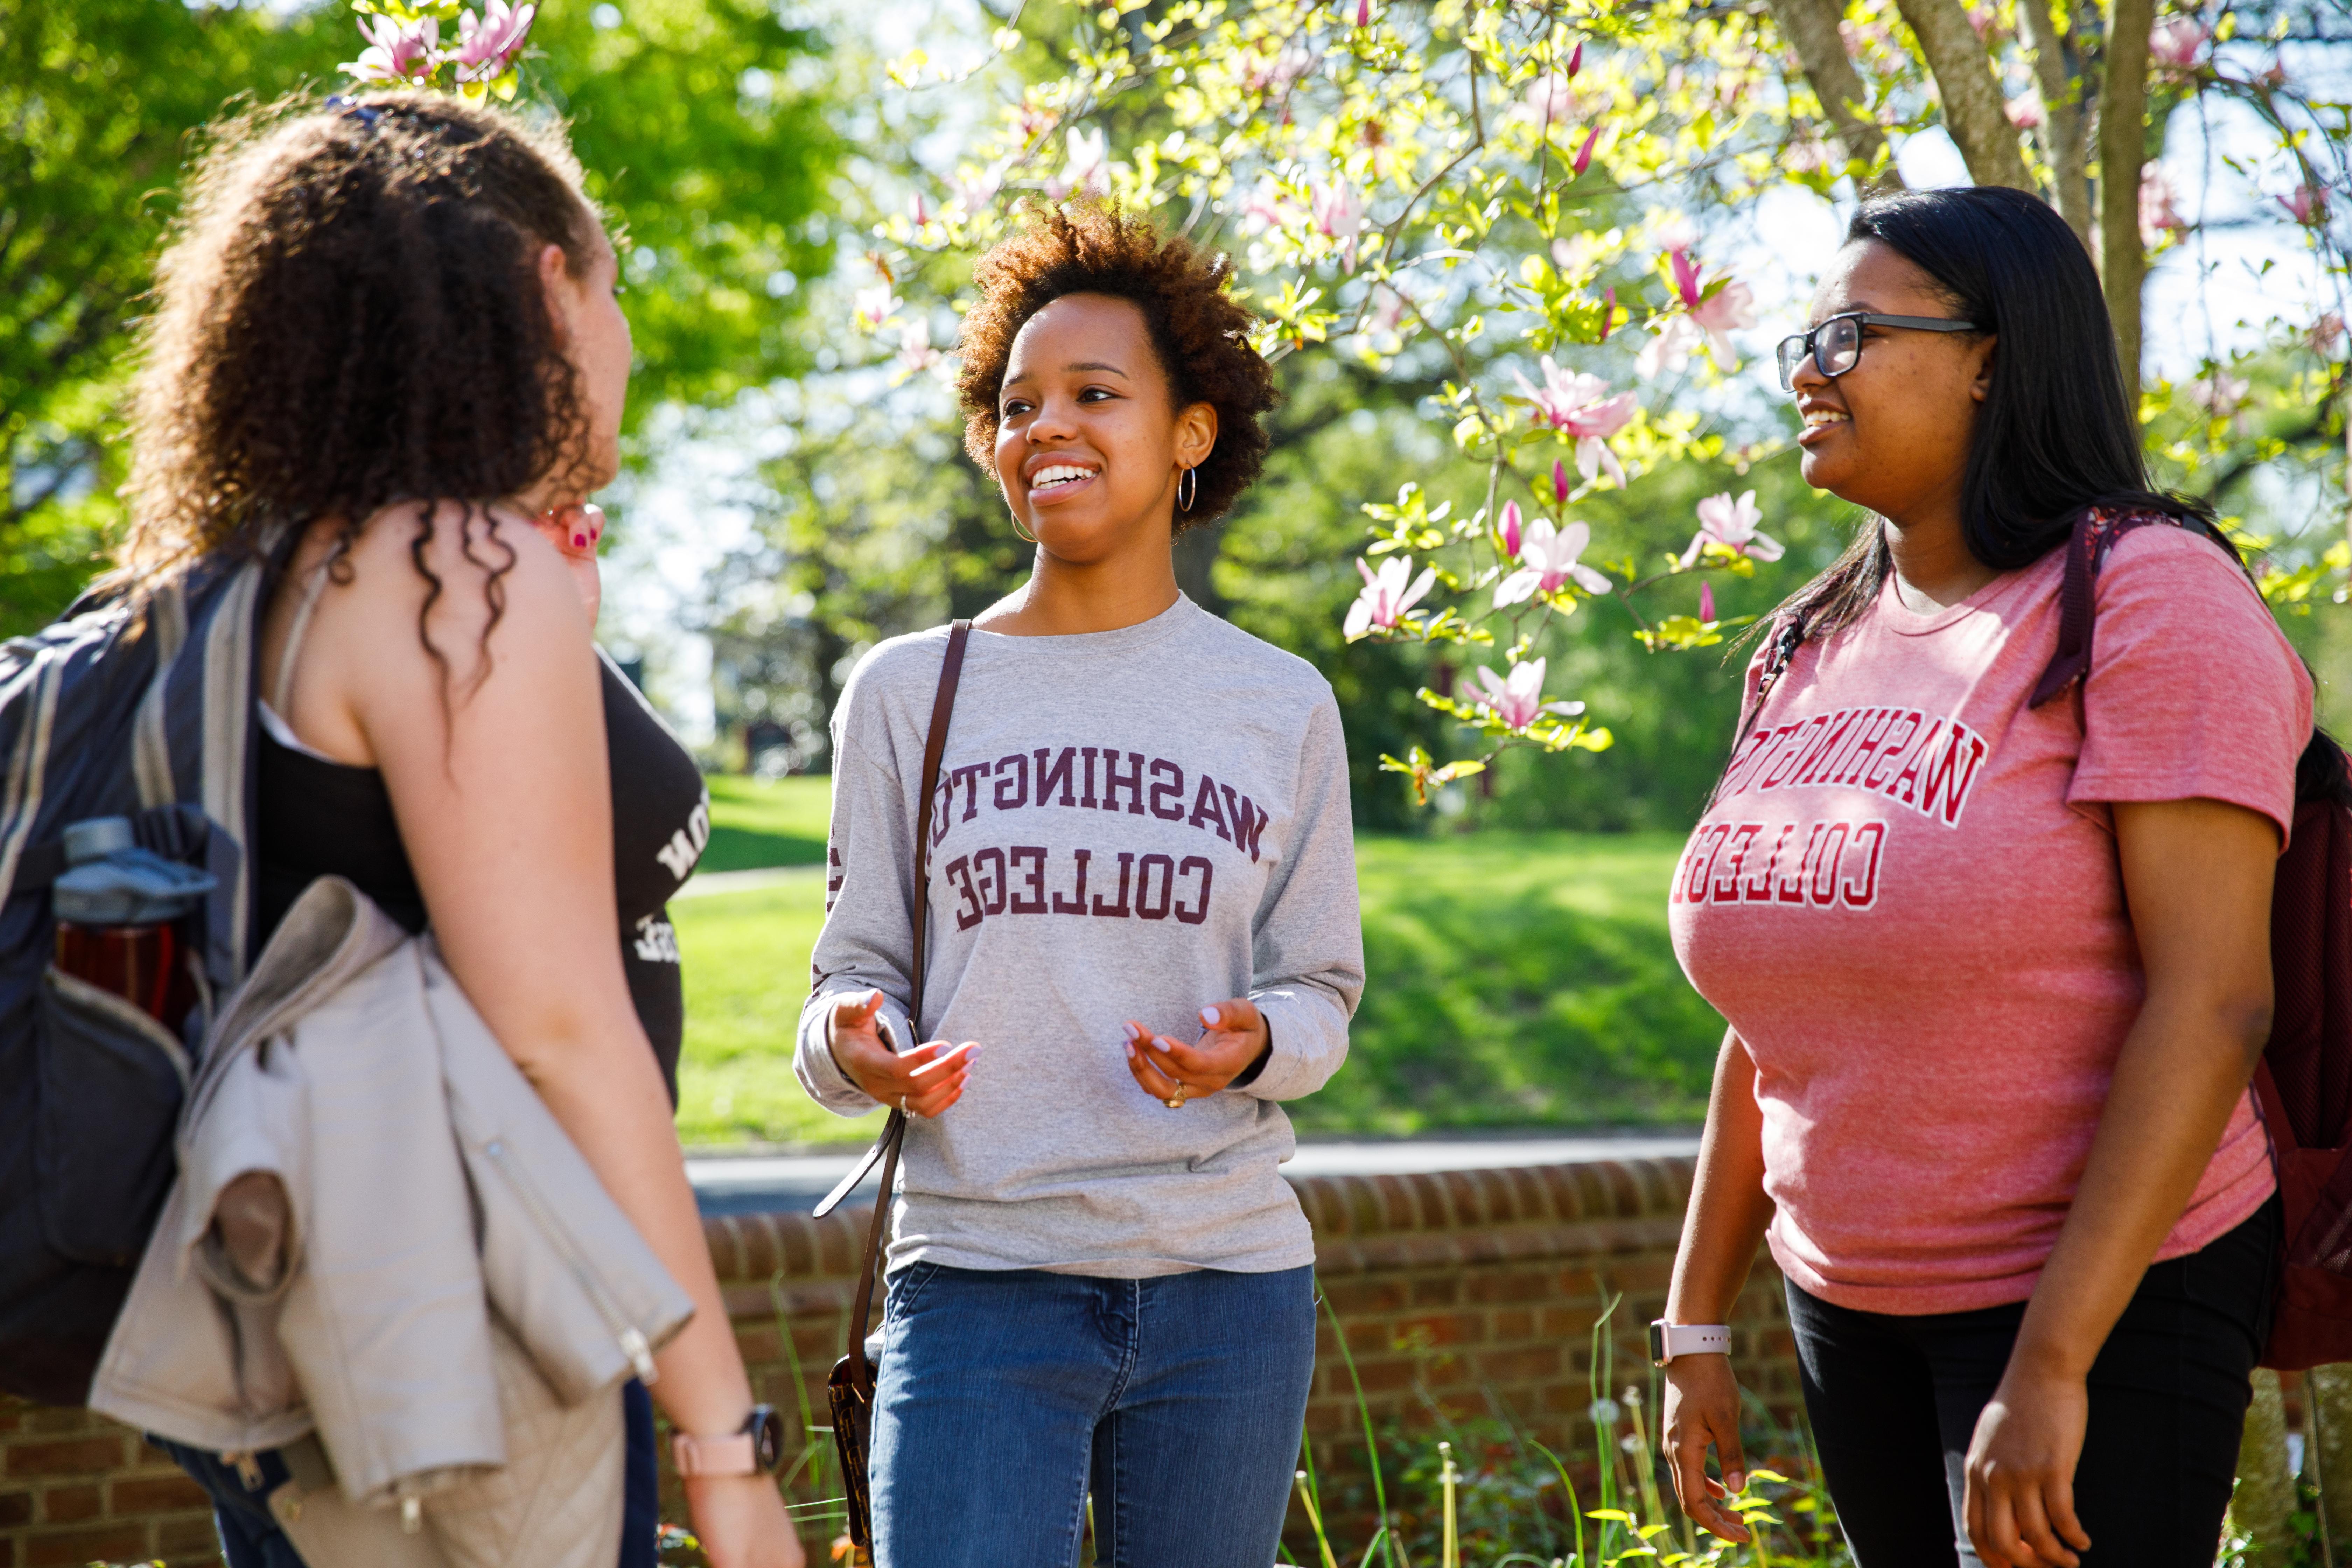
[840, 619, 972, 1388]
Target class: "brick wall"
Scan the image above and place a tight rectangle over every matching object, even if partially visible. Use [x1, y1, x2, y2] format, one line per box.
[4, 1154, 1789, 1565]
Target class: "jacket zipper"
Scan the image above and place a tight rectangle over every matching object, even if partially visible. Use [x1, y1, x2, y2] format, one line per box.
[479, 1138, 657, 1383]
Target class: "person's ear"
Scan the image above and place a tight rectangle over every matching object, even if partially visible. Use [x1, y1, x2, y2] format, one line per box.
[1967, 334, 1997, 404]
[1174, 401, 1218, 473]
[537, 242, 575, 345]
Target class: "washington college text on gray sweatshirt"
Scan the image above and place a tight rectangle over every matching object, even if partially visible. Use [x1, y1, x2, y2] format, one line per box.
[794, 595, 1365, 1276]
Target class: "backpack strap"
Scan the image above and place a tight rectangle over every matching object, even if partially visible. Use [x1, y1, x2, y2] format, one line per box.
[2029, 507, 2182, 709]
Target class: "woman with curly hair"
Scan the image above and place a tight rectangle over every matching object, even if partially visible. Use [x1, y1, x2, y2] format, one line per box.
[794, 203, 1365, 1566]
[124, 94, 800, 1568]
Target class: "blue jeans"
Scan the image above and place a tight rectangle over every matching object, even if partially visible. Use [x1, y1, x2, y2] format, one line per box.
[156, 1380, 659, 1568]
[868, 1262, 1317, 1568]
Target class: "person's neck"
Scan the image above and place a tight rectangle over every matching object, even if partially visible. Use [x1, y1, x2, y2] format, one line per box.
[1882, 494, 1998, 612]
[976, 532, 1182, 638]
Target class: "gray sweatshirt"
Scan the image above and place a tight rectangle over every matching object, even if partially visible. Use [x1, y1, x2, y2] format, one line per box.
[794, 596, 1364, 1276]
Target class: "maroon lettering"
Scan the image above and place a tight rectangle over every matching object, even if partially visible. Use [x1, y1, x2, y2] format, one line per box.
[1758, 716, 1827, 791]
[1080, 747, 1100, 808]
[1710, 824, 1763, 903]
[1035, 747, 1078, 807]
[1724, 724, 1795, 797]
[1091, 852, 1135, 917]
[1807, 822, 1850, 906]
[944, 855, 984, 930]
[1220, 785, 1270, 862]
[1884, 717, 1946, 806]
[950, 761, 990, 823]
[1101, 751, 1147, 815]
[1860, 711, 1922, 790]
[973, 847, 1008, 916]
[1052, 848, 1094, 913]
[931, 777, 953, 845]
[1008, 846, 1048, 913]
[1134, 853, 1176, 919]
[1776, 824, 1824, 904]
[1189, 775, 1232, 842]
[1790, 710, 1862, 787]
[1173, 856, 1213, 925]
[1840, 822, 1885, 909]
[1677, 823, 1730, 904]
[1835, 709, 1898, 786]
[992, 753, 1029, 811]
[1743, 824, 1794, 902]
[1148, 759, 1186, 820]
[1912, 728, 1987, 826]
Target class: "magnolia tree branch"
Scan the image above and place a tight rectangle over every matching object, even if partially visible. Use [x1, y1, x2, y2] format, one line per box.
[2098, 0, 2154, 407]
[1891, 0, 2035, 190]
[1762, 0, 1905, 190]
[2020, 0, 2094, 246]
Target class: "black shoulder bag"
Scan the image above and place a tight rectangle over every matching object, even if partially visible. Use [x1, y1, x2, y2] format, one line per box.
[814, 618, 971, 1561]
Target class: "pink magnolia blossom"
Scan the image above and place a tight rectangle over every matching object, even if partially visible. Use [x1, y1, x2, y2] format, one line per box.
[1344, 555, 1436, 638]
[2140, 162, 2186, 247]
[1367, 283, 1409, 335]
[1699, 581, 1716, 622]
[1668, 248, 1703, 308]
[452, 0, 535, 80]
[1551, 459, 1572, 504]
[853, 283, 902, 333]
[2004, 89, 2044, 130]
[897, 318, 941, 375]
[2189, 370, 2250, 417]
[2312, 312, 2346, 355]
[1679, 490, 1784, 567]
[1635, 315, 1704, 379]
[1313, 178, 1367, 267]
[1572, 125, 1602, 177]
[1354, 0, 1372, 25]
[1650, 212, 1699, 254]
[1468, 658, 1585, 731]
[1239, 180, 1304, 234]
[343, 14, 439, 83]
[1246, 43, 1316, 92]
[1598, 286, 1616, 344]
[1494, 519, 1612, 606]
[1692, 278, 1756, 358]
[1498, 500, 1524, 558]
[1568, 42, 1584, 78]
[2148, 17, 2210, 69]
[2279, 184, 2328, 226]
[910, 191, 932, 228]
[1512, 358, 1635, 485]
[1525, 72, 1577, 126]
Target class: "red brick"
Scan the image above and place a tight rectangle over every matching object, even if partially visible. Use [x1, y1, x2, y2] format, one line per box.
[25, 1525, 146, 1567]
[14, 1409, 105, 1437]
[1408, 1275, 1460, 1306]
[38, 1485, 100, 1524]
[0, 1489, 31, 1526]
[1393, 1312, 1482, 1348]
[157, 1513, 225, 1555]
[3, 1437, 126, 1478]
[111, 1474, 210, 1514]
[1318, 1278, 1407, 1314]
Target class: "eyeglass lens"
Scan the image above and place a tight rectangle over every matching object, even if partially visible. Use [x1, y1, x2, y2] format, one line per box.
[1776, 316, 1864, 391]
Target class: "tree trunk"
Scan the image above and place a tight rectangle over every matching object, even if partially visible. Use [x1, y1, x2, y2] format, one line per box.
[2019, 0, 2095, 247]
[2096, 0, 2152, 409]
[2228, 1369, 2296, 1565]
[1762, 0, 1906, 189]
[1891, 0, 2036, 190]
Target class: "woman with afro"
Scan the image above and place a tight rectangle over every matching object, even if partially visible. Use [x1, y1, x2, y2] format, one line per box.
[795, 203, 1365, 1566]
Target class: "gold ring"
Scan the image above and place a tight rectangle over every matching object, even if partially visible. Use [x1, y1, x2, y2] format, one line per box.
[1164, 1085, 1190, 1109]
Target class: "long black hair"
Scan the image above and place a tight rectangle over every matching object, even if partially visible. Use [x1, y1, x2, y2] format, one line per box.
[1768, 185, 2214, 644]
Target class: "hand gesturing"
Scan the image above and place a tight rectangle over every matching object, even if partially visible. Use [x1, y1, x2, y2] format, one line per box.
[1123, 998, 1269, 1108]
[826, 989, 975, 1118]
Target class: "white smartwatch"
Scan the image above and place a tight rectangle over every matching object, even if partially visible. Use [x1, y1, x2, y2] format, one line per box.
[1648, 1321, 1732, 1366]
[671, 1405, 783, 1478]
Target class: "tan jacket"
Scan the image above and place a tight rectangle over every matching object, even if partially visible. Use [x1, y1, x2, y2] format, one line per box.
[91, 876, 694, 1568]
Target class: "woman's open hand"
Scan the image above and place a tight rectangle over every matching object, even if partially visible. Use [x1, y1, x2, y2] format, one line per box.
[1122, 998, 1269, 1107]
[1964, 1364, 2092, 1568]
[1662, 1354, 1752, 1544]
[827, 990, 975, 1118]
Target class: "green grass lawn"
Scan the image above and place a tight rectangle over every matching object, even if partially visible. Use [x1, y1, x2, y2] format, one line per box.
[674, 785, 1724, 1146]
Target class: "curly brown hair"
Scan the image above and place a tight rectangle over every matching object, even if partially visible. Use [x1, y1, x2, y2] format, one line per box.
[121, 91, 601, 660]
[957, 203, 1278, 528]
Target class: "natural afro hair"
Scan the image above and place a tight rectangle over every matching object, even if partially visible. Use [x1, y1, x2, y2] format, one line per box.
[957, 203, 1278, 529]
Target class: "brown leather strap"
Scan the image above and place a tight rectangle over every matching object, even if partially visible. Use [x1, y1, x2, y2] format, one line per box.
[843, 619, 971, 1388]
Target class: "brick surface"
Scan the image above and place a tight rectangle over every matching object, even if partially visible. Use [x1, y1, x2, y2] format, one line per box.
[1, 1438, 125, 1479]
[23, 1524, 145, 1568]
[111, 1474, 211, 1514]
[36, 1487, 99, 1525]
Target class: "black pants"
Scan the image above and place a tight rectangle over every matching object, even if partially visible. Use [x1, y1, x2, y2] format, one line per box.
[1789, 1197, 2278, 1568]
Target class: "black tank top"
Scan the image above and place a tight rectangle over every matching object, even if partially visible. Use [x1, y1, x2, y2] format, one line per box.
[253, 650, 710, 1100]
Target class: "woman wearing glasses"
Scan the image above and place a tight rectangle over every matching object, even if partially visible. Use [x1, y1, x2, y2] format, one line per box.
[1658, 186, 2312, 1567]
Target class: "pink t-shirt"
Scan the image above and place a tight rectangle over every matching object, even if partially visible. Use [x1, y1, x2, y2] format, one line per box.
[1670, 525, 2312, 1315]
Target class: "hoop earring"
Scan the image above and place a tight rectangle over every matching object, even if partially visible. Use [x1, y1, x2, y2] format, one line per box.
[1177, 465, 1198, 514]
[1011, 511, 1038, 544]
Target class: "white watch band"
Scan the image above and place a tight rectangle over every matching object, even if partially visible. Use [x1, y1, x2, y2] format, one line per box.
[1648, 1321, 1732, 1366]
[671, 1431, 757, 1477]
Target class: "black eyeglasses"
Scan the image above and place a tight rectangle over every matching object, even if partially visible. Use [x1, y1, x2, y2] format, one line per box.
[1776, 312, 1981, 392]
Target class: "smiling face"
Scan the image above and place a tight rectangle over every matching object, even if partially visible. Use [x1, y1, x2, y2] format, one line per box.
[992, 292, 1216, 562]
[1792, 240, 1994, 524]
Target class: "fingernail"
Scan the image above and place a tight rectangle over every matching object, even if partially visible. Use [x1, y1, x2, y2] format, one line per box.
[1200, 1006, 1220, 1027]
[1124, 1041, 1135, 1058]
[1123, 1022, 1141, 1041]
[1726, 1471, 1744, 1492]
